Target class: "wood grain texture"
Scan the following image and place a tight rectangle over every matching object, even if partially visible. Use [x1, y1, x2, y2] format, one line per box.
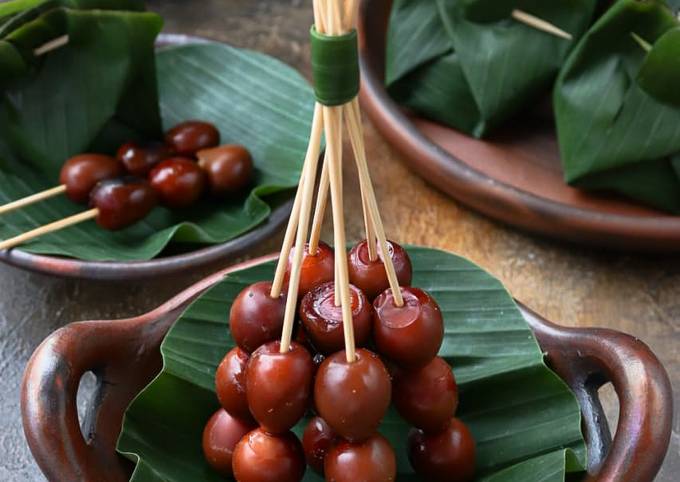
[0, 1, 677, 480]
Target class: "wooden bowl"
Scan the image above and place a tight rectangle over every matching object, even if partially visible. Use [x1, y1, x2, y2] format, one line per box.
[357, 0, 680, 252]
[0, 34, 293, 280]
[21, 255, 673, 481]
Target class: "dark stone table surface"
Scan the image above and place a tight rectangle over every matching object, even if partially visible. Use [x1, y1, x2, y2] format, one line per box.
[0, 1, 677, 480]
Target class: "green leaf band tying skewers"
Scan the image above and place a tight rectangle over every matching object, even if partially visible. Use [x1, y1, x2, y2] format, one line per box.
[310, 26, 359, 106]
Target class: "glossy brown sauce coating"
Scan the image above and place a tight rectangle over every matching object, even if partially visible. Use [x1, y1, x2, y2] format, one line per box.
[215, 347, 251, 421]
[229, 281, 286, 353]
[165, 120, 220, 156]
[202, 409, 254, 478]
[148, 157, 206, 208]
[245, 341, 313, 434]
[299, 282, 372, 355]
[60, 154, 123, 203]
[197, 144, 254, 195]
[393, 356, 458, 433]
[232, 428, 306, 482]
[285, 241, 335, 297]
[89, 177, 157, 230]
[116, 141, 174, 176]
[324, 433, 397, 482]
[408, 418, 476, 482]
[373, 287, 444, 368]
[302, 416, 338, 475]
[348, 239, 412, 300]
[314, 349, 391, 442]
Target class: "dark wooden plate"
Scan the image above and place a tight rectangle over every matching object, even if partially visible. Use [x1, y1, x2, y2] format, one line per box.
[0, 34, 293, 281]
[21, 255, 673, 481]
[357, 0, 680, 252]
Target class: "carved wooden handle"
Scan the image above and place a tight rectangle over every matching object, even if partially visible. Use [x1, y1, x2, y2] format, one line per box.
[22, 320, 137, 482]
[21, 259, 269, 482]
[522, 305, 673, 482]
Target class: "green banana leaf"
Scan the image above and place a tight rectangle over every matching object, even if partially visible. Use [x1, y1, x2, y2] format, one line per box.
[0, 2, 147, 66]
[638, 27, 680, 107]
[554, 0, 680, 212]
[0, 0, 47, 17]
[117, 247, 587, 481]
[1, 6, 163, 162]
[0, 37, 313, 261]
[385, 0, 597, 138]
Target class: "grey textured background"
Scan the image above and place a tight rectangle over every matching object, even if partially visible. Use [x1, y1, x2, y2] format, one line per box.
[0, 1, 677, 480]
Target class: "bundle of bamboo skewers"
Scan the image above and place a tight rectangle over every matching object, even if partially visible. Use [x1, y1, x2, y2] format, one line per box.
[270, 0, 577, 362]
[271, 0, 405, 363]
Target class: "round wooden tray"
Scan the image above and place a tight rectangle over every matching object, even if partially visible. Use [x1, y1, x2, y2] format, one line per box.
[21, 255, 672, 481]
[357, 0, 680, 252]
[0, 34, 293, 281]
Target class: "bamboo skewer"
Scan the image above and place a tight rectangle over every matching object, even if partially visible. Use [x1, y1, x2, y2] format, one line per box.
[360, 187, 377, 261]
[313, 0, 326, 32]
[345, 98, 404, 307]
[324, 0, 348, 314]
[344, 111, 377, 261]
[631, 32, 652, 52]
[328, 0, 358, 360]
[308, 153, 330, 255]
[308, 142, 377, 263]
[0, 185, 67, 216]
[279, 103, 325, 353]
[33, 35, 69, 56]
[0, 208, 97, 251]
[278, 0, 404, 359]
[345, 0, 359, 31]
[511, 9, 572, 40]
[270, 169, 306, 298]
[325, 105, 355, 362]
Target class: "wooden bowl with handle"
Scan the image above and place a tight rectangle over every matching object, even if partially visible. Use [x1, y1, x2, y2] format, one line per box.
[20, 254, 673, 481]
[357, 0, 680, 252]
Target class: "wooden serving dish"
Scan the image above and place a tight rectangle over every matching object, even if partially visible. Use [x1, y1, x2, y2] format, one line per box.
[357, 0, 680, 252]
[0, 34, 293, 281]
[21, 255, 672, 481]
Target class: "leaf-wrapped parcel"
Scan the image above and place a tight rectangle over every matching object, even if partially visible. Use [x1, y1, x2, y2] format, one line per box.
[554, 0, 680, 212]
[0, 0, 162, 173]
[385, 0, 597, 138]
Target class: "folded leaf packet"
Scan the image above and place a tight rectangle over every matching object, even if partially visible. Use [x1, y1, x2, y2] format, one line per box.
[554, 0, 680, 212]
[385, 0, 597, 138]
[0, 0, 162, 177]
